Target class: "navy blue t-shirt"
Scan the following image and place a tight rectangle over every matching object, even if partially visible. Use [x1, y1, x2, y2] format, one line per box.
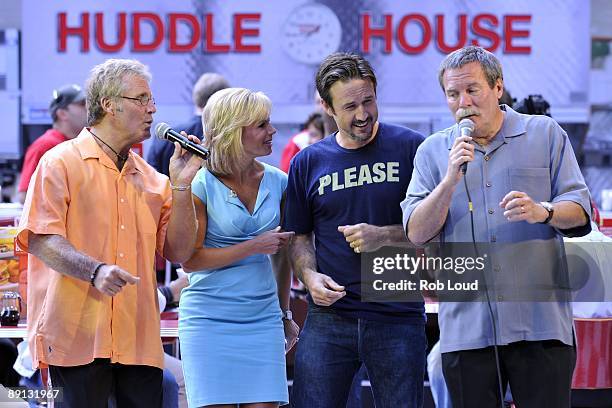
[283, 122, 425, 323]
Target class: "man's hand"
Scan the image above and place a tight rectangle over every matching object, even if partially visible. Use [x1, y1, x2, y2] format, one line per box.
[168, 132, 204, 188]
[338, 223, 383, 253]
[303, 269, 345, 306]
[251, 227, 295, 255]
[443, 135, 474, 186]
[499, 190, 548, 224]
[93, 265, 140, 297]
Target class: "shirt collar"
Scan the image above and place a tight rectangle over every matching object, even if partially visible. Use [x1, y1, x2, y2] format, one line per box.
[77, 128, 144, 174]
[498, 104, 527, 139]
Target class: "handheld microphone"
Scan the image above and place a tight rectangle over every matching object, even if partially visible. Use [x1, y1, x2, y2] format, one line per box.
[458, 118, 475, 174]
[155, 122, 210, 160]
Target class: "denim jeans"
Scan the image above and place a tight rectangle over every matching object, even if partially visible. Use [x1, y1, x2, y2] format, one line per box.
[162, 368, 179, 408]
[291, 305, 426, 408]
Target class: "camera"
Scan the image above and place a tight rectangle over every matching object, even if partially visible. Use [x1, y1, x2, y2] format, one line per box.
[513, 94, 551, 117]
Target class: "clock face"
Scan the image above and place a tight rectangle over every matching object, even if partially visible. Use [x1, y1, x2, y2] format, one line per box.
[281, 3, 343, 65]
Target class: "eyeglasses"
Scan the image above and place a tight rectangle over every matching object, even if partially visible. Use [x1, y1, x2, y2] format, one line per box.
[119, 95, 156, 106]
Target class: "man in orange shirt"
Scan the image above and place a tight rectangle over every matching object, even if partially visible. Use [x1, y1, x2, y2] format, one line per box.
[17, 59, 203, 408]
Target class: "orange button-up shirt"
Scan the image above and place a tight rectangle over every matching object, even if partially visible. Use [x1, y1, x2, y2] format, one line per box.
[17, 129, 171, 369]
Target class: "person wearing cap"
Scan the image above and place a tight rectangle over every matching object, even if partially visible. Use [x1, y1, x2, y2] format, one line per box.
[17, 84, 87, 203]
[17, 59, 203, 407]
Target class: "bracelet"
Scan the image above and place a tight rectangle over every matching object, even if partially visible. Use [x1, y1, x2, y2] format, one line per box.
[170, 184, 191, 191]
[90, 262, 106, 287]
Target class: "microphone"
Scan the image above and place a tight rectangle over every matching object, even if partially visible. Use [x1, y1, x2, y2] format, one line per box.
[458, 118, 475, 174]
[155, 122, 210, 160]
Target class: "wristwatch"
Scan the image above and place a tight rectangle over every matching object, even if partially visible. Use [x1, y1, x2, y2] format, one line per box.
[282, 310, 293, 321]
[539, 202, 554, 224]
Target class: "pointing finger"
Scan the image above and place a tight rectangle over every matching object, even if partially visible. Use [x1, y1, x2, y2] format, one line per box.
[117, 270, 140, 285]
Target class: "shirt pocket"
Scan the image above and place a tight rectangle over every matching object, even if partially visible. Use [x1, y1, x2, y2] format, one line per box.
[508, 168, 552, 203]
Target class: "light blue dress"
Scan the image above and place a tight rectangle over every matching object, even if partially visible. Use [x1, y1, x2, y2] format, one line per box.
[179, 163, 289, 407]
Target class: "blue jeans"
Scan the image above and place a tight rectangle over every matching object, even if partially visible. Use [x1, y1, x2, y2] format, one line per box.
[291, 306, 426, 408]
[162, 368, 179, 408]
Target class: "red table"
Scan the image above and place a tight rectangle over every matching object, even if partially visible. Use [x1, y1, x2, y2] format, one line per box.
[572, 318, 612, 389]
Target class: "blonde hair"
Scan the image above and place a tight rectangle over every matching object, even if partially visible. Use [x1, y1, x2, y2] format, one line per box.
[203, 88, 272, 176]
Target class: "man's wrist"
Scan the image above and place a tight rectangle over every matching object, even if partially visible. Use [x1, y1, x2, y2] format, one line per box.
[538, 202, 554, 224]
[537, 205, 548, 223]
[90, 262, 105, 287]
[441, 175, 458, 188]
[299, 268, 317, 290]
[379, 225, 392, 245]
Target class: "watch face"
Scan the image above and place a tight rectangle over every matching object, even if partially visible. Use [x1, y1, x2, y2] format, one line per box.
[281, 3, 343, 64]
[541, 202, 554, 212]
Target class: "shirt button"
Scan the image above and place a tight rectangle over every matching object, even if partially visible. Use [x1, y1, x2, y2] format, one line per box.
[486, 182, 492, 187]
[120, 225, 125, 230]
[119, 253, 124, 258]
[488, 209, 495, 214]
[120, 198, 125, 203]
[484, 155, 490, 161]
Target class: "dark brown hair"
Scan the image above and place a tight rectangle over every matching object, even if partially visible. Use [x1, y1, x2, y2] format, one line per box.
[315, 53, 377, 112]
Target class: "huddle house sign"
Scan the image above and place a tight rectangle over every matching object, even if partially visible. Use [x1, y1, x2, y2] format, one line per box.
[22, 0, 589, 124]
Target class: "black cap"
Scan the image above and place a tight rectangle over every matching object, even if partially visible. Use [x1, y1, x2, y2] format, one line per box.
[49, 84, 86, 121]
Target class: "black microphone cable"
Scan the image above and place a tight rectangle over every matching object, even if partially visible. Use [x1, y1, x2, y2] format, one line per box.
[463, 172, 506, 408]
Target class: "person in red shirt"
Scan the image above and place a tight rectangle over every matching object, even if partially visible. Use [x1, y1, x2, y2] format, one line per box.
[17, 84, 87, 202]
[279, 112, 325, 173]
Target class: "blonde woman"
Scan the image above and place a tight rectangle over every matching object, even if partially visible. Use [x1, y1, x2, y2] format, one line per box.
[179, 88, 299, 408]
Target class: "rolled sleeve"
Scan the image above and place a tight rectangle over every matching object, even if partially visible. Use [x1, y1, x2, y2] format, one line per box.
[549, 126, 591, 237]
[17, 155, 70, 251]
[400, 143, 438, 237]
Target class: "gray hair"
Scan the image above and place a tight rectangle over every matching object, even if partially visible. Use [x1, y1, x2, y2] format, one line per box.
[192, 73, 230, 109]
[85, 59, 152, 126]
[438, 46, 503, 90]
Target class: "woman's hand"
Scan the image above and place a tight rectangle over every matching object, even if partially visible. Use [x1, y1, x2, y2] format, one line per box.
[283, 318, 300, 354]
[250, 227, 294, 255]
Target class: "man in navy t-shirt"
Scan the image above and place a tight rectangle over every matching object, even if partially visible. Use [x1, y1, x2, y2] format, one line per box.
[283, 53, 427, 408]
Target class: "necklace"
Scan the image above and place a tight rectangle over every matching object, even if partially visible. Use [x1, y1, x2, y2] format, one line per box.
[89, 130, 129, 163]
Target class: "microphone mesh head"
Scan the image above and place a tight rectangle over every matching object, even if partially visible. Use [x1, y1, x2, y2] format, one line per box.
[155, 122, 171, 140]
[459, 118, 475, 133]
